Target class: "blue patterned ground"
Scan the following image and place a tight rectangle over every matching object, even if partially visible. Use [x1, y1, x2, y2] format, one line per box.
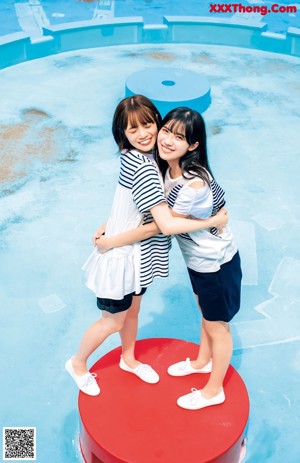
[0, 18, 300, 463]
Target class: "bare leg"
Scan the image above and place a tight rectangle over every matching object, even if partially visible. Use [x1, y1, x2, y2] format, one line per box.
[190, 295, 212, 369]
[119, 295, 143, 369]
[201, 318, 232, 398]
[190, 322, 212, 369]
[72, 310, 128, 375]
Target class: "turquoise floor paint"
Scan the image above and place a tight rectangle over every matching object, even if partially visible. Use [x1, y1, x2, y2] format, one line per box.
[0, 2, 300, 462]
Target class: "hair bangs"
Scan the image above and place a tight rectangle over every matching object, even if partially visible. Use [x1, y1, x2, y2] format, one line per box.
[165, 119, 187, 137]
[127, 104, 156, 129]
[163, 109, 196, 144]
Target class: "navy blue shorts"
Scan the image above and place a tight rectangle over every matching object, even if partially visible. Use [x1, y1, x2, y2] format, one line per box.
[187, 252, 242, 323]
[97, 287, 147, 314]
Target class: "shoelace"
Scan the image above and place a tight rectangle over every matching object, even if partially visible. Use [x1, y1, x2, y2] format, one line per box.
[189, 388, 200, 405]
[82, 372, 97, 387]
[179, 358, 191, 371]
[136, 364, 153, 377]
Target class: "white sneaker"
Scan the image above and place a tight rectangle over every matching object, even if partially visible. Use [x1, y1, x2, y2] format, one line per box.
[177, 388, 225, 410]
[167, 358, 212, 376]
[119, 356, 159, 384]
[65, 357, 100, 396]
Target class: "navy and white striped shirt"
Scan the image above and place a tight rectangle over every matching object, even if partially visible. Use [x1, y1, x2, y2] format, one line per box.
[119, 151, 171, 288]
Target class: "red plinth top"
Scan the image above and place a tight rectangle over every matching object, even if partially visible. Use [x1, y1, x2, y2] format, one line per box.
[79, 338, 249, 463]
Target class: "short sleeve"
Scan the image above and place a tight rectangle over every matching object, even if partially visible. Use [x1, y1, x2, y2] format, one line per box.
[132, 162, 166, 213]
[173, 182, 213, 218]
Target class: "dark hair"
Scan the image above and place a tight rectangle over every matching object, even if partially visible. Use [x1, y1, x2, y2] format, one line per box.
[155, 107, 213, 183]
[112, 95, 162, 151]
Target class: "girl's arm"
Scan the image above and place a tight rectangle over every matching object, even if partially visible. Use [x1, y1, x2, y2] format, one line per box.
[150, 202, 226, 236]
[93, 223, 106, 246]
[96, 205, 228, 253]
[96, 220, 160, 253]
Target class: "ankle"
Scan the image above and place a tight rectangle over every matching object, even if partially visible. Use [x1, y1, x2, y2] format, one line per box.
[191, 358, 211, 369]
[72, 356, 88, 375]
[121, 355, 140, 369]
[201, 386, 223, 399]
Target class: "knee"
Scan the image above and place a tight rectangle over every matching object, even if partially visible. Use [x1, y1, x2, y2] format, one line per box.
[126, 307, 140, 320]
[127, 295, 142, 318]
[204, 320, 230, 339]
[100, 317, 125, 335]
[110, 318, 125, 333]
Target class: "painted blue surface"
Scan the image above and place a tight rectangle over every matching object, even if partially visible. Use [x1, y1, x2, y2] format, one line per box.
[0, 42, 300, 463]
[0, 2, 300, 463]
[1, 15, 300, 70]
[0, 1, 299, 70]
[125, 67, 211, 116]
[0, 0, 299, 35]
[0, 0, 23, 35]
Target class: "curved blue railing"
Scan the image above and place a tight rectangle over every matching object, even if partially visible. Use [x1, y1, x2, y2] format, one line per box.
[0, 15, 299, 70]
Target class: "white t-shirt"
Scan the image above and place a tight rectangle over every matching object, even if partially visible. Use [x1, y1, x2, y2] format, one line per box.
[164, 168, 237, 273]
[82, 150, 170, 299]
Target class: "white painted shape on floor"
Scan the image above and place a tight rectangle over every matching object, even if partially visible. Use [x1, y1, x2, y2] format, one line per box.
[233, 257, 300, 349]
[230, 220, 258, 285]
[251, 211, 284, 231]
[233, 317, 300, 350]
[269, 256, 300, 301]
[38, 293, 66, 313]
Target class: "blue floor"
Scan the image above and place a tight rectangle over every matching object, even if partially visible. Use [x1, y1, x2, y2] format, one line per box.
[0, 0, 299, 35]
[0, 2, 300, 463]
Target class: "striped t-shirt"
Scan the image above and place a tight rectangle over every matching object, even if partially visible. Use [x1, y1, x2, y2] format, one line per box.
[119, 150, 171, 288]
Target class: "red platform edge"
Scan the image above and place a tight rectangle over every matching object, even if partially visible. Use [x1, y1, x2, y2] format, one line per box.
[78, 338, 250, 463]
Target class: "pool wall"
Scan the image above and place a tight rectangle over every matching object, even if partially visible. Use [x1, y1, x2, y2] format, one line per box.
[0, 16, 300, 69]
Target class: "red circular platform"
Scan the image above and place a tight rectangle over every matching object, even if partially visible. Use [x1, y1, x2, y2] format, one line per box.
[79, 338, 249, 463]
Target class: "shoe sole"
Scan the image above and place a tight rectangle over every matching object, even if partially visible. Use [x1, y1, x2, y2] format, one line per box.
[177, 399, 224, 410]
[177, 392, 225, 410]
[119, 362, 159, 384]
[168, 363, 212, 376]
[168, 368, 211, 376]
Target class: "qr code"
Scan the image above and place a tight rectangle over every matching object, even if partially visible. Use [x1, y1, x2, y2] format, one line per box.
[3, 427, 36, 460]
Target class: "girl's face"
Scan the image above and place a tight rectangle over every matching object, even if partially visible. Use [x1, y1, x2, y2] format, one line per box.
[125, 120, 158, 153]
[157, 121, 198, 163]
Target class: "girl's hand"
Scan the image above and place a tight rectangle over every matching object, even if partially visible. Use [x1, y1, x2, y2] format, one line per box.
[93, 224, 106, 246]
[213, 207, 228, 234]
[95, 235, 111, 254]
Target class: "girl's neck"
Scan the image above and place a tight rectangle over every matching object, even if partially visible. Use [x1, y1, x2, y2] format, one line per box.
[133, 148, 153, 157]
[168, 161, 182, 179]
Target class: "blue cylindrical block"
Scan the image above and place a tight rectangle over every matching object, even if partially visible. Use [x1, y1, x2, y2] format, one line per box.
[125, 67, 211, 117]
